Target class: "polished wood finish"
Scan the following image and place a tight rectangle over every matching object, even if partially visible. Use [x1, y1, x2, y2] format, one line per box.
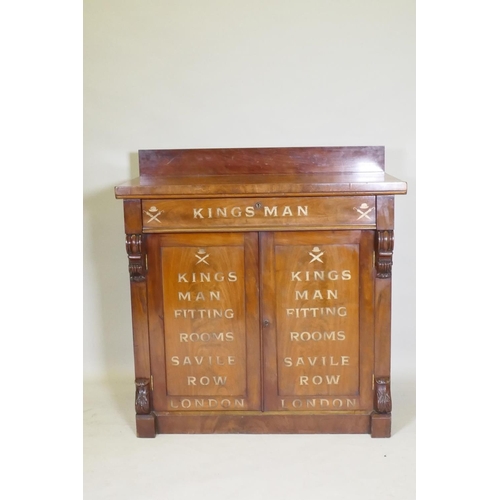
[115, 146, 407, 438]
[138, 146, 385, 176]
[147, 233, 261, 412]
[261, 231, 374, 412]
[115, 172, 407, 199]
[116, 146, 406, 199]
[142, 196, 376, 232]
[155, 412, 372, 434]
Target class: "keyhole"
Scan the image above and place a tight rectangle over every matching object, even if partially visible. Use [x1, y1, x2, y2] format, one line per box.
[254, 202, 262, 209]
[263, 319, 270, 327]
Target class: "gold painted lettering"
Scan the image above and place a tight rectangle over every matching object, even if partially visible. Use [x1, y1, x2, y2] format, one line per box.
[186, 376, 227, 386]
[290, 270, 351, 282]
[275, 398, 358, 409]
[283, 354, 348, 364]
[176, 272, 238, 283]
[298, 375, 341, 385]
[174, 290, 222, 303]
[285, 307, 347, 318]
[170, 355, 235, 366]
[264, 206, 278, 217]
[179, 332, 234, 342]
[174, 309, 235, 319]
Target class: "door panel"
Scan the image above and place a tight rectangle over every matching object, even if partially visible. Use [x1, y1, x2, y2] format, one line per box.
[261, 231, 374, 411]
[148, 232, 260, 411]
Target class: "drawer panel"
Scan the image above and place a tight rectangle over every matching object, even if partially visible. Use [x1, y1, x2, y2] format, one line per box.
[142, 196, 376, 232]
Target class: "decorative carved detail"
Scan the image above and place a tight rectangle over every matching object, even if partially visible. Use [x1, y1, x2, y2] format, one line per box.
[126, 234, 147, 282]
[375, 230, 394, 278]
[135, 378, 151, 415]
[374, 377, 392, 414]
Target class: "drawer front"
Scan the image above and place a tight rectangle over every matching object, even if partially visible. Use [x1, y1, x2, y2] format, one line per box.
[142, 196, 376, 232]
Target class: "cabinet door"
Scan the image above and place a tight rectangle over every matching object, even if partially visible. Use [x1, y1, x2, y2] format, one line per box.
[261, 231, 374, 411]
[147, 232, 261, 411]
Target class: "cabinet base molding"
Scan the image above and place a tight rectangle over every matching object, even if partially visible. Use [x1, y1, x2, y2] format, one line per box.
[132, 412, 392, 437]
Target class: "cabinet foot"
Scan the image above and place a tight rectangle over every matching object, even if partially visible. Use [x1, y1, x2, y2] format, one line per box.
[371, 412, 391, 438]
[136, 414, 156, 438]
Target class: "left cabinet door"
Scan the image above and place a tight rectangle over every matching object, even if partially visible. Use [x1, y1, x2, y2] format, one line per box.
[147, 232, 261, 411]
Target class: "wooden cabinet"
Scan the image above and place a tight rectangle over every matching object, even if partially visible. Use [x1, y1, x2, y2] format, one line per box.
[115, 146, 407, 438]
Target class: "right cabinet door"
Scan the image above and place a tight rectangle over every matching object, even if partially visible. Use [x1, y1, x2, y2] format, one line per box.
[261, 230, 375, 412]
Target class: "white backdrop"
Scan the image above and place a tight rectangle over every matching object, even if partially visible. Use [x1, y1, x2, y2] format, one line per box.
[83, 0, 415, 380]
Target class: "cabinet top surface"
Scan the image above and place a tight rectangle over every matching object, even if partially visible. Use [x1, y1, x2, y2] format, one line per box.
[115, 146, 407, 199]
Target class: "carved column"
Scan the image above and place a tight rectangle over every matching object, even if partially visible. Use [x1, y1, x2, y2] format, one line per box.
[374, 377, 392, 414]
[135, 378, 151, 415]
[375, 230, 394, 278]
[135, 377, 155, 437]
[126, 234, 147, 282]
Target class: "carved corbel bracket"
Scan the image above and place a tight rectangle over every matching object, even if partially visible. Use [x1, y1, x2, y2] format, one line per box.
[375, 230, 394, 278]
[374, 377, 392, 414]
[135, 378, 151, 415]
[126, 234, 147, 282]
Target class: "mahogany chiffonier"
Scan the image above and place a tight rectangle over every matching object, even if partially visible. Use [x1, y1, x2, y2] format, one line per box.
[114, 146, 407, 438]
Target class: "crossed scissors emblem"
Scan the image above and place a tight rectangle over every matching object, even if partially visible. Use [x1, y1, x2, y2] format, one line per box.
[195, 249, 210, 265]
[354, 203, 374, 220]
[144, 206, 164, 223]
[309, 247, 324, 263]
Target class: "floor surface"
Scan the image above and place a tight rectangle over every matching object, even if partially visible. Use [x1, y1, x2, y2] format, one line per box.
[84, 366, 415, 500]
